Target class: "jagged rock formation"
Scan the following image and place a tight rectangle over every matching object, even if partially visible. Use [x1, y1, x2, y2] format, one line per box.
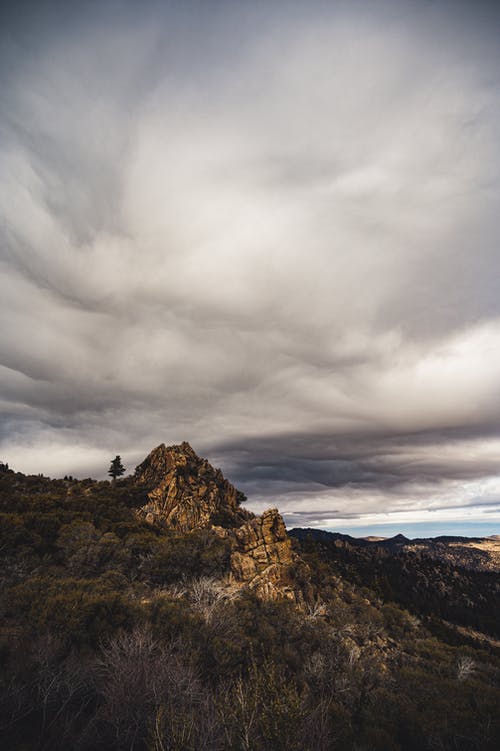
[135, 441, 252, 531]
[135, 442, 311, 603]
[229, 508, 310, 601]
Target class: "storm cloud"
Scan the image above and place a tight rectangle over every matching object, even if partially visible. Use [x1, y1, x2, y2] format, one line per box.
[1, 0, 500, 534]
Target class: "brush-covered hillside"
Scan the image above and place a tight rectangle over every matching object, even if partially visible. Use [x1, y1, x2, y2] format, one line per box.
[1, 444, 499, 751]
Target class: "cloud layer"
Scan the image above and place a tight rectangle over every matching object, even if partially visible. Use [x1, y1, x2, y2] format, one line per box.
[1, 0, 500, 533]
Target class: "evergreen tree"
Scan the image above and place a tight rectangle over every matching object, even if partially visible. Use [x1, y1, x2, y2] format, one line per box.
[108, 455, 126, 480]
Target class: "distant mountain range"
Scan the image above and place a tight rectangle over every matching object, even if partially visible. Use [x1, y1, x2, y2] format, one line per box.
[290, 528, 500, 572]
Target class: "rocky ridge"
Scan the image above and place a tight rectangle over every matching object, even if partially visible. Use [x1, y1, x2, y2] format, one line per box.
[135, 442, 311, 602]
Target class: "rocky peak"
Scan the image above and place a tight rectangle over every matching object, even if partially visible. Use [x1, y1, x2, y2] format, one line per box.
[135, 442, 252, 532]
[135, 441, 196, 486]
[135, 442, 312, 603]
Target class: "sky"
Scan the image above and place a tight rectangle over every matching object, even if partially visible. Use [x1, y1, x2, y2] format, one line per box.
[1, 0, 500, 537]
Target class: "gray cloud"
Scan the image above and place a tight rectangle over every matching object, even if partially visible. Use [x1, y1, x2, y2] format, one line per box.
[1, 0, 500, 531]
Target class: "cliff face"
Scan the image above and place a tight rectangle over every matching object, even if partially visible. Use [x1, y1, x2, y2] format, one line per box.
[135, 443, 310, 603]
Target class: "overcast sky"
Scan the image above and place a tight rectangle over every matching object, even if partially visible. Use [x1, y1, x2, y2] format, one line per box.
[1, 0, 500, 536]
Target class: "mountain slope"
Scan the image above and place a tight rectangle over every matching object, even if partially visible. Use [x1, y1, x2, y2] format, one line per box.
[0, 452, 499, 751]
[290, 527, 500, 641]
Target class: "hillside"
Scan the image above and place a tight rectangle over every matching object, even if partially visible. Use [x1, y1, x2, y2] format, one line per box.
[1, 445, 499, 751]
[290, 528, 500, 643]
[292, 529, 500, 573]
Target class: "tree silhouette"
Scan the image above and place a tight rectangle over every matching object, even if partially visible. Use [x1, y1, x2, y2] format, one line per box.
[108, 455, 126, 480]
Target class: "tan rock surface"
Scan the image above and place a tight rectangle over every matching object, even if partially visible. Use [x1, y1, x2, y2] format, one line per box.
[135, 442, 252, 532]
[229, 509, 304, 599]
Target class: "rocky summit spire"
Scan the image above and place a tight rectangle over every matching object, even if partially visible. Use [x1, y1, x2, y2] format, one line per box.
[135, 442, 312, 603]
[135, 442, 252, 531]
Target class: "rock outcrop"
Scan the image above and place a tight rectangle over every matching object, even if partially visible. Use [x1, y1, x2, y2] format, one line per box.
[230, 508, 310, 601]
[135, 442, 311, 603]
[135, 441, 252, 531]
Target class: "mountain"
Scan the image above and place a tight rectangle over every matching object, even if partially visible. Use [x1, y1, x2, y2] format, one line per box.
[404, 536, 500, 573]
[1, 448, 499, 751]
[291, 526, 500, 572]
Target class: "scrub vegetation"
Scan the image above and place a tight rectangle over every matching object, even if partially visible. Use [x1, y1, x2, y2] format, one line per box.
[1, 462, 499, 750]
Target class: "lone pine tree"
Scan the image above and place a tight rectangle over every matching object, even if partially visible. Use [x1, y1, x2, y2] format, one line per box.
[108, 455, 126, 480]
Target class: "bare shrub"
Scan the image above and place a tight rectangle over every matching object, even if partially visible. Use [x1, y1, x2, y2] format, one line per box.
[97, 625, 201, 750]
[149, 693, 220, 751]
[456, 655, 477, 681]
[187, 576, 229, 623]
[221, 659, 306, 751]
[306, 598, 327, 620]
[0, 634, 98, 751]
